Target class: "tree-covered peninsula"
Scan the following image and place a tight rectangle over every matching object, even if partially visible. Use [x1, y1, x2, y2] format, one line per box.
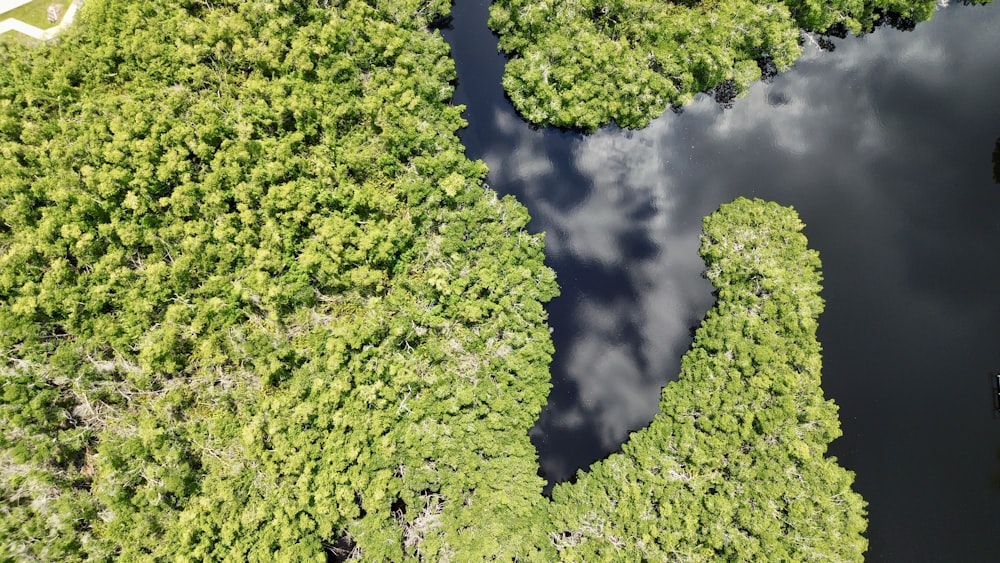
[489, 0, 944, 129]
[548, 198, 866, 560]
[1, 0, 864, 560]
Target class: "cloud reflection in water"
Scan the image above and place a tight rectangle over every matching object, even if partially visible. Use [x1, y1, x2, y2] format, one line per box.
[445, 2, 1000, 557]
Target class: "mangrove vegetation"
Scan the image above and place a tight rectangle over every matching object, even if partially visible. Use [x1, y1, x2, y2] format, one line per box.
[490, 0, 952, 129]
[1, 0, 864, 560]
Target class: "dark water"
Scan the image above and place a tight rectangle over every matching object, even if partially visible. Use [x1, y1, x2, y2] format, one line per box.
[442, 2, 1000, 560]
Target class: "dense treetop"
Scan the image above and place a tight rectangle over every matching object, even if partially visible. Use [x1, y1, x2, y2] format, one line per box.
[548, 198, 867, 560]
[489, 0, 944, 129]
[1, 0, 558, 559]
[1, 0, 863, 560]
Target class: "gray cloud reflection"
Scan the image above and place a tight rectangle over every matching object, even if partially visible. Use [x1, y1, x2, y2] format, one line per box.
[482, 105, 717, 480]
[473, 4, 1000, 500]
[447, 3, 1000, 550]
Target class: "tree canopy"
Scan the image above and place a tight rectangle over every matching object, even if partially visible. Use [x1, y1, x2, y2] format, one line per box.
[1, 0, 557, 559]
[489, 0, 947, 129]
[1, 0, 864, 560]
[547, 198, 867, 560]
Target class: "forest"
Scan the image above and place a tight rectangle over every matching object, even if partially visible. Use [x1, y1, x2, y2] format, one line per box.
[489, 0, 985, 129]
[1, 0, 864, 560]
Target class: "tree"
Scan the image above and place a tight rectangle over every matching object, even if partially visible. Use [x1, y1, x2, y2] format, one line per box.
[547, 199, 867, 561]
[0, 0, 558, 558]
[0, 0, 865, 558]
[490, 0, 965, 129]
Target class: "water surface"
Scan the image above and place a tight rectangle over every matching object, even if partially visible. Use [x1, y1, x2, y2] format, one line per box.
[443, 3, 1000, 559]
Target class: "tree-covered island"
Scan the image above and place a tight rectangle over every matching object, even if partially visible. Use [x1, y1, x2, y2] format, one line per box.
[2, 0, 864, 560]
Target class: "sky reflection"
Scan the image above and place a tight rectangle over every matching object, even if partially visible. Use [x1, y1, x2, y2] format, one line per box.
[445, 1, 1000, 558]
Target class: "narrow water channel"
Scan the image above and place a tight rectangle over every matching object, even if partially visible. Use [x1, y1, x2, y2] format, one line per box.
[442, 2, 1000, 559]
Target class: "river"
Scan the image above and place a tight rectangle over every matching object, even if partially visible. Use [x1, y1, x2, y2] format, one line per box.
[442, 2, 1000, 559]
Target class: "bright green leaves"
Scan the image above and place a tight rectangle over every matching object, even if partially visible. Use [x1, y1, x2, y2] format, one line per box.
[548, 199, 867, 561]
[491, 0, 942, 129]
[1, 0, 869, 558]
[491, 0, 802, 129]
[0, 0, 559, 559]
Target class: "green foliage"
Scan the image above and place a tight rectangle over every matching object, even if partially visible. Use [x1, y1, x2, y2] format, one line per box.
[0, 369, 102, 560]
[547, 199, 867, 561]
[490, 0, 949, 129]
[0, 0, 866, 558]
[0, 0, 556, 559]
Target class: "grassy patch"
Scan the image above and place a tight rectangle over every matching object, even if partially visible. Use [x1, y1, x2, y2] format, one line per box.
[0, 28, 42, 46]
[0, 0, 65, 30]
